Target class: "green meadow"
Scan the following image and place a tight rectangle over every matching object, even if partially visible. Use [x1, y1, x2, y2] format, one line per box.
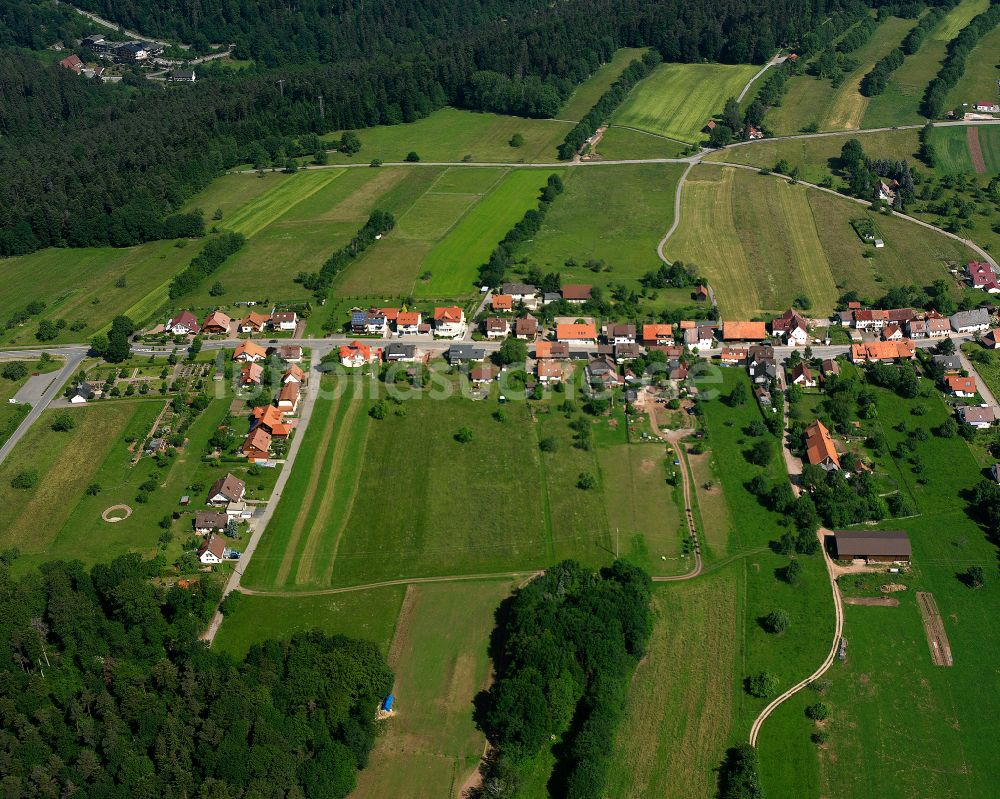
[559, 48, 650, 121]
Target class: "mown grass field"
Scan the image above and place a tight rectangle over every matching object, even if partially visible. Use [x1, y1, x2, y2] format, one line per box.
[353, 579, 514, 799]
[945, 21, 1000, 111]
[863, 0, 990, 127]
[929, 124, 1000, 172]
[182, 170, 292, 218]
[767, 16, 917, 134]
[321, 107, 572, 164]
[612, 62, 761, 143]
[665, 165, 975, 317]
[213, 586, 406, 659]
[559, 48, 650, 121]
[519, 163, 686, 294]
[595, 125, 689, 159]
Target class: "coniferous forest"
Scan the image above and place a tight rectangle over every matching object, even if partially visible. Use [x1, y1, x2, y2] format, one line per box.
[0, 0, 864, 256]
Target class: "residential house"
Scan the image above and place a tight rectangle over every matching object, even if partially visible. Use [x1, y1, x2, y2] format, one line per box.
[115, 42, 148, 62]
[754, 385, 772, 407]
[975, 102, 1000, 113]
[251, 405, 291, 437]
[276, 345, 303, 362]
[356, 308, 389, 336]
[271, 310, 298, 331]
[926, 316, 951, 338]
[470, 364, 499, 385]
[446, 344, 485, 364]
[982, 329, 1000, 349]
[501, 283, 539, 306]
[242, 427, 272, 461]
[790, 363, 817, 388]
[696, 324, 715, 349]
[585, 356, 623, 393]
[907, 318, 929, 338]
[722, 321, 768, 341]
[642, 324, 674, 346]
[169, 69, 196, 82]
[384, 342, 418, 362]
[967, 261, 1000, 292]
[679, 320, 696, 331]
[562, 284, 592, 304]
[484, 317, 510, 339]
[537, 360, 563, 383]
[277, 383, 300, 415]
[198, 534, 226, 564]
[614, 343, 642, 363]
[69, 383, 95, 404]
[683, 327, 699, 350]
[535, 341, 569, 359]
[748, 345, 776, 384]
[950, 308, 991, 334]
[166, 311, 199, 335]
[667, 358, 689, 381]
[877, 180, 897, 203]
[380, 308, 400, 327]
[233, 340, 267, 362]
[282, 364, 306, 384]
[804, 419, 840, 470]
[433, 306, 466, 338]
[604, 324, 637, 345]
[820, 359, 841, 380]
[339, 341, 381, 368]
[958, 405, 996, 429]
[945, 375, 977, 397]
[202, 310, 231, 334]
[58, 54, 83, 72]
[850, 340, 916, 363]
[240, 363, 263, 386]
[720, 347, 747, 366]
[882, 323, 903, 341]
[771, 309, 808, 346]
[240, 312, 270, 333]
[515, 315, 539, 340]
[492, 294, 514, 312]
[833, 530, 910, 563]
[194, 511, 229, 535]
[543, 292, 561, 305]
[933, 353, 962, 373]
[852, 309, 889, 330]
[556, 322, 598, 346]
[397, 311, 422, 336]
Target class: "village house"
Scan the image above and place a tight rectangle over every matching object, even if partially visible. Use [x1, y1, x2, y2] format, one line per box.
[882, 323, 903, 341]
[771, 309, 808, 346]
[906, 318, 928, 338]
[492, 294, 514, 312]
[69, 383, 96, 404]
[975, 101, 1000, 113]
[166, 311, 199, 335]
[754, 385, 772, 407]
[967, 261, 1000, 293]
[850, 339, 916, 363]
[484, 317, 510, 339]
[720, 347, 747, 366]
[59, 54, 83, 72]
[252, 405, 292, 437]
[278, 383, 300, 415]
[277, 345, 302, 362]
[384, 342, 418, 363]
[396, 311, 422, 336]
[115, 42, 149, 62]
[543, 292, 561, 305]
[694, 284, 710, 301]
[748, 345, 776, 384]
[958, 405, 996, 429]
[194, 511, 229, 535]
[950, 308, 991, 334]
[562, 284, 592, 305]
[820, 358, 841, 380]
[515, 315, 539, 340]
[201, 310, 231, 335]
[982, 329, 1000, 349]
[722, 321, 768, 342]
[233, 340, 267, 363]
[282, 364, 306, 384]
[537, 359, 564, 383]
[198, 534, 227, 565]
[433, 306, 467, 338]
[614, 343, 642, 363]
[926, 315, 951, 338]
[585, 356, 623, 393]
[804, 419, 840, 470]
[169, 69, 196, 82]
[501, 283, 539, 307]
[350, 307, 389, 336]
[271, 310, 298, 331]
[242, 427, 272, 461]
[339, 340, 381, 368]
[852, 309, 889, 330]
[877, 180, 897, 204]
[604, 324, 637, 345]
[696, 323, 715, 348]
[446, 344, 486, 364]
[470, 364, 499, 385]
[535, 341, 569, 359]
[239, 312, 270, 333]
[683, 327, 699, 350]
[933, 353, 962, 373]
[945, 375, 977, 398]
[207, 473, 246, 506]
[833, 530, 910, 563]
[790, 363, 817, 388]
[240, 363, 264, 386]
[642, 324, 674, 346]
[556, 322, 598, 346]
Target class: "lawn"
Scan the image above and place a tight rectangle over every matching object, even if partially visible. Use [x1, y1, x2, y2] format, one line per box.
[665, 165, 976, 317]
[353, 579, 515, 799]
[928, 123, 1000, 172]
[766, 16, 917, 134]
[595, 125, 689, 159]
[321, 107, 572, 164]
[612, 62, 761, 143]
[559, 48, 650, 121]
[862, 0, 990, 127]
[519, 163, 686, 293]
[945, 19, 1000, 111]
[213, 585, 406, 659]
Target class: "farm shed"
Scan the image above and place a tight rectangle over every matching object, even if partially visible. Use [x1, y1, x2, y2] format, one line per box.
[833, 530, 911, 563]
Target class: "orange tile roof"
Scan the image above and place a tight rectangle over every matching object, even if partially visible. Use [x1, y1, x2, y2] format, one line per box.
[339, 340, 380, 362]
[537, 360, 562, 378]
[240, 363, 263, 383]
[234, 340, 267, 360]
[243, 427, 272, 454]
[283, 364, 305, 381]
[562, 284, 592, 301]
[642, 324, 674, 341]
[380, 307, 400, 322]
[804, 420, 839, 468]
[278, 382, 300, 403]
[492, 294, 513, 310]
[679, 320, 696, 330]
[434, 306, 464, 323]
[556, 322, 597, 341]
[397, 311, 421, 326]
[241, 311, 270, 329]
[850, 340, 916, 361]
[202, 310, 231, 331]
[722, 321, 768, 340]
[946, 375, 977, 394]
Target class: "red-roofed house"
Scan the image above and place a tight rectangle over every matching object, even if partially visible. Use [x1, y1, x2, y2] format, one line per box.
[240, 363, 263, 386]
[804, 420, 840, 470]
[242, 427, 272, 461]
[59, 54, 83, 73]
[167, 311, 199, 335]
[339, 340, 382, 367]
[967, 261, 1000, 293]
[433, 307, 466, 338]
[233, 340, 267, 362]
[771, 309, 808, 346]
[278, 382, 300, 414]
[492, 294, 513, 312]
[945, 375, 977, 397]
[562, 284, 592, 304]
[397, 312, 422, 336]
[642, 324, 674, 345]
[202, 310, 231, 334]
[252, 405, 292, 437]
[556, 323, 598, 345]
[722, 321, 768, 341]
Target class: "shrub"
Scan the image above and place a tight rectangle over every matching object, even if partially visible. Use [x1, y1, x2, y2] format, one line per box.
[51, 412, 76, 432]
[454, 426, 474, 444]
[747, 671, 779, 698]
[10, 470, 38, 490]
[220, 591, 244, 616]
[405, 151, 420, 162]
[764, 609, 790, 633]
[539, 436, 557, 452]
[1, 361, 28, 380]
[577, 471, 597, 490]
[805, 702, 829, 721]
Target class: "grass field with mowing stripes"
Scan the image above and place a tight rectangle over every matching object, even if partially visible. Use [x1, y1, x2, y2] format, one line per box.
[612, 63, 760, 143]
[223, 169, 346, 238]
[559, 48, 650, 121]
[928, 124, 1000, 172]
[945, 21, 1000, 111]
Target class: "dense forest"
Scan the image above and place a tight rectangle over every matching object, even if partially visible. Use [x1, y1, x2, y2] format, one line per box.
[0, 554, 393, 797]
[0, 0, 866, 256]
[475, 560, 652, 799]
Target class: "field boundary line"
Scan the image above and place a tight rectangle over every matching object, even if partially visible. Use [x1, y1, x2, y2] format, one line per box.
[656, 161, 695, 264]
[239, 570, 544, 597]
[607, 124, 691, 145]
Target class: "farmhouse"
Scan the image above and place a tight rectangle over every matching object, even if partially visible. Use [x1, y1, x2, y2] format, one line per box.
[966, 261, 1000, 293]
[850, 340, 916, 363]
[277, 383, 300, 414]
[723, 321, 767, 341]
[396, 311, 422, 336]
[271, 310, 298, 331]
[771, 309, 808, 346]
[833, 530, 911, 563]
[202, 310, 231, 334]
[240, 363, 264, 386]
[790, 363, 816, 387]
[251, 405, 292, 437]
[166, 311, 199, 335]
[958, 405, 996, 429]
[562, 284, 592, 304]
[501, 283, 538, 305]
[642, 324, 674, 346]
[484, 317, 510, 339]
[434, 306, 466, 338]
[239, 312, 270, 333]
[206, 474, 247, 507]
[535, 341, 569, 359]
[556, 322, 597, 346]
[945, 375, 977, 397]
[233, 340, 267, 362]
[804, 419, 839, 470]
[242, 427, 272, 461]
[515, 315, 539, 340]
[198, 534, 227, 565]
[193, 511, 229, 535]
[950, 308, 991, 334]
[492, 294, 514, 312]
[339, 341, 381, 367]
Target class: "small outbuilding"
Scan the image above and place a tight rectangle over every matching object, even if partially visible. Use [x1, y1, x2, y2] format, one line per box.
[833, 530, 911, 563]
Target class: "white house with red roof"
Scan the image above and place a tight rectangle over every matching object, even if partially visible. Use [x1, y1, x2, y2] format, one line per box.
[967, 261, 1000, 293]
[771, 309, 808, 346]
[339, 340, 382, 367]
[166, 311, 199, 335]
[433, 307, 466, 338]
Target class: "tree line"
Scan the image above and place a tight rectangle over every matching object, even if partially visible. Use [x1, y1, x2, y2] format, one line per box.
[297, 209, 396, 299]
[922, 0, 1000, 118]
[168, 232, 246, 299]
[473, 560, 652, 799]
[0, 552, 393, 797]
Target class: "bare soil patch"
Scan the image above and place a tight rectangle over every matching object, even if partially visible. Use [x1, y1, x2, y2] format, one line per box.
[843, 596, 899, 607]
[967, 126, 987, 174]
[916, 591, 954, 667]
[101, 504, 132, 523]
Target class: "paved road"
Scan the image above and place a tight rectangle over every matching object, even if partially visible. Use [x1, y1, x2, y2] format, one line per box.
[657, 161, 695, 264]
[957, 345, 999, 407]
[0, 350, 86, 466]
[57, 0, 180, 49]
[737, 53, 785, 103]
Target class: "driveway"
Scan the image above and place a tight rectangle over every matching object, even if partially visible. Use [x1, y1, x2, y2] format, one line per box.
[957, 345, 999, 407]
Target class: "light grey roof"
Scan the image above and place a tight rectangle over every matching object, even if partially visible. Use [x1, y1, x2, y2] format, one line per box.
[447, 344, 485, 361]
[933, 354, 962, 370]
[950, 308, 990, 329]
[833, 530, 911, 558]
